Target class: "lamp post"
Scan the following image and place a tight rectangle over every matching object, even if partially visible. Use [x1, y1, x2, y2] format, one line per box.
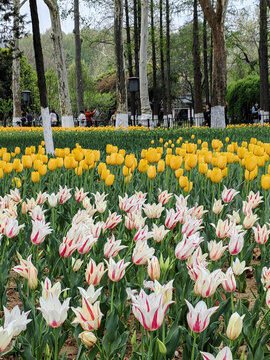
[129, 77, 139, 126]
[21, 90, 31, 111]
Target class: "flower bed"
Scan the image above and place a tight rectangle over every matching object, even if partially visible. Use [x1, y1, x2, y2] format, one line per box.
[0, 133, 269, 359]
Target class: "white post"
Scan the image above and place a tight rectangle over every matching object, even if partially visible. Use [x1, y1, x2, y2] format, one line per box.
[116, 113, 129, 129]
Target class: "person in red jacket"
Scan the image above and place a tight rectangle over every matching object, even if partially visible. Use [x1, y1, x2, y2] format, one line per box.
[85, 108, 96, 127]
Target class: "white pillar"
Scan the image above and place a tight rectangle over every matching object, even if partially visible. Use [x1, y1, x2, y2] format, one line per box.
[115, 113, 128, 129]
[62, 115, 74, 127]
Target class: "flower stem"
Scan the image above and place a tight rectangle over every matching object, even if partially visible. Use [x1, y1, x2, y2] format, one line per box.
[148, 331, 153, 360]
[191, 332, 197, 360]
[54, 327, 59, 359]
[231, 292, 235, 312]
[110, 281, 115, 313]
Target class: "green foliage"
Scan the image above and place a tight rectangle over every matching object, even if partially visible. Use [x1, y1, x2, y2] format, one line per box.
[0, 48, 12, 98]
[20, 56, 40, 113]
[45, 68, 60, 113]
[226, 75, 260, 122]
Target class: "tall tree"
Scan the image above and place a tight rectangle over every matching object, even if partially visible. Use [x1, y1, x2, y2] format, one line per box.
[133, 0, 140, 79]
[125, 0, 136, 124]
[29, 0, 54, 154]
[198, 0, 228, 128]
[74, 0, 84, 114]
[44, 0, 74, 127]
[114, 0, 128, 128]
[259, 0, 269, 120]
[203, 15, 209, 104]
[150, 0, 158, 119]
[12, 0, 26, 127]
[165, 0, 172, 119]
[139, 0, 152, 125]
[159, 0, 166, 119]
[193, 0, 203, 125]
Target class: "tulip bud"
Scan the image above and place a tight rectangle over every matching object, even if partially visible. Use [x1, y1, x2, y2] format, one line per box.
[131, 331, 137, 346]
[28, 264, 38, 290]
[21, 201, 28, 215]
[157, 339, 167, 355]
[226, 312, 245, 340]
[147, 256, 160, 281]
[72, 257, 83, 272]
[79, 331, 97, 348]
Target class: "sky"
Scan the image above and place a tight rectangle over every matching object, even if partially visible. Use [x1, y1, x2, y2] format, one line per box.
[21, 0, 255, 35]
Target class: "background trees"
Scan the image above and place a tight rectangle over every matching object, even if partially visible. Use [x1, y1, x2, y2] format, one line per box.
[0, 0, 269, 127]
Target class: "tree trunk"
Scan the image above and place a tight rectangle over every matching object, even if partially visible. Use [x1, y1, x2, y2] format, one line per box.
[198, 0, 228, 128]
[44, 0, 73, 127]
[12, 0, 21, 127]
[114, 0, 128, 128]
[74, 0, 84, 114]
[134, 0, 140, 78]
[203, 15, 209, 104]
[259, 0, 269, 122]
[159, 0, 166, 120]
[125, 0, 133, 77]
[193, 0, 203, 126]
[139, 0, 152, 125]
[125, 0, 136, 125]
[29, 0, 54, 154]
[150, 0, 158, 123]
[165, 0, 172, 120]
[134, 0, 141, 116]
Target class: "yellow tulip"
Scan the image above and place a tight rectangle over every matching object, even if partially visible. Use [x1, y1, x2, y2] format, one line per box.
[105, 174, 115, 186]
[38, 165, 47, 176]
[125, 155, 134, 168]
[217, 155, 227, 170]
[34, 159, 42, 171]
[175, 168, 184, 178]
[56, 157, 63, 168]
[138, 159, 148, 173]
[116, 153, 124, 165]
[3, 152, 11, 162]
[22, 155, 32, 169]
[15, 146, 21, 155]
[101, 168, 110, 181]
[157, 160, 165, 173]
[122, 165, 129, 177]
[211, 168, 222, 183]
[179, 176, 188, 188]
[98, 162, 106, 175]
[257, 156, 265, 167]
[85, 152, 95, 165]
[0, 168, 3, 178]
[75, 166, 83, 176]
[261, 174, 270, 190]
[170, 155, 182, 170]
[31, 171, 40, 183]
[4, 163, 13, 174]
[187, 154, 197, 168]
[13, 158, 21, 170]
[64, 156, 73, 170]
[147, 165, 156, 179]
[199, 162, 208, 175]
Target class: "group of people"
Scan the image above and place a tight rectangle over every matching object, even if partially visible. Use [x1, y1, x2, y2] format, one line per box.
[77, 108, 96, 127]
[20, 110, 60, 127]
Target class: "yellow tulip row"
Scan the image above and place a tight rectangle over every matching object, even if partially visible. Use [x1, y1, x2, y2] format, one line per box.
[0, 135, 270, 190]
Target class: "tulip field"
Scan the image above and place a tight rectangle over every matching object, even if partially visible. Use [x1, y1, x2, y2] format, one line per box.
[0, 125, 270, 359]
